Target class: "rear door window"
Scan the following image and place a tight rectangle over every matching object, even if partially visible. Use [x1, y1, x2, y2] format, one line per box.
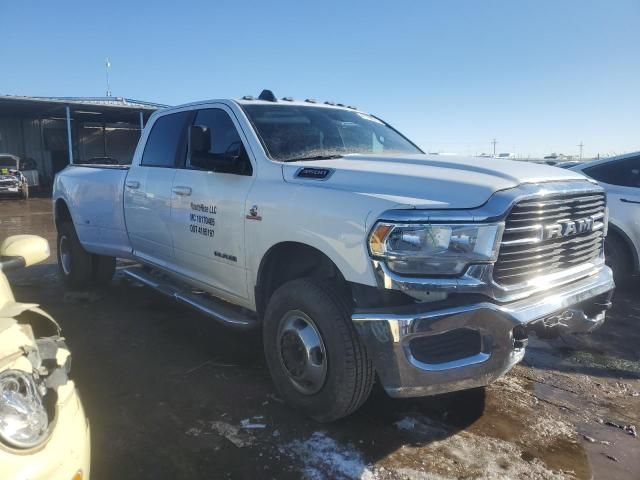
[141, 111, 191, 167]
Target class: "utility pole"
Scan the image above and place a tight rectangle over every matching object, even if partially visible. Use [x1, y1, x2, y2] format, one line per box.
[105, 58, 112, 97]
[491, 138, 498, 157]
[577, 142, 584, 160]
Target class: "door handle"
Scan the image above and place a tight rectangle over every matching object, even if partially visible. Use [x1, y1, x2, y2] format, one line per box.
[125, 180, 140, 189]
[172, 186, 192, 196]
[621, 198, 640, 204]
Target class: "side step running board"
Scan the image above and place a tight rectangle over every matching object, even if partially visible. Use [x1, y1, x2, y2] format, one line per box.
[122, 266, 258, 330]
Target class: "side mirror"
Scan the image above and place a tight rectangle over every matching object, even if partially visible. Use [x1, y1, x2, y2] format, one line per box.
[1, 235, 50, 268]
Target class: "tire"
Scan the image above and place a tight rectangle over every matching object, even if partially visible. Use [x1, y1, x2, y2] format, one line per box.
[604, 232, 633, 285]
[263, 277, 374, 422]
[93, 254, 116, 286]
[57, 221, 93, 289]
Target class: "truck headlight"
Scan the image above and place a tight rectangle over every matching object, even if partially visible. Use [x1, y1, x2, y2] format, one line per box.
[0, 370, 49, 449]
[368, 222, 503, 275]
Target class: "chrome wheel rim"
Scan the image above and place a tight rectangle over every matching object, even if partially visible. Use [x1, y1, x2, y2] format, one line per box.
[277, 310, 327, 395]
[59, 235, 72, 275]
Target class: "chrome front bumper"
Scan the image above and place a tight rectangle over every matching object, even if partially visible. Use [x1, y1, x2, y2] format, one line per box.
[352, 266, 614, 398]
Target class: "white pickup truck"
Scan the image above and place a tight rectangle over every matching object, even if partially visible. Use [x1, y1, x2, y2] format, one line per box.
[53, 91, 615, 421]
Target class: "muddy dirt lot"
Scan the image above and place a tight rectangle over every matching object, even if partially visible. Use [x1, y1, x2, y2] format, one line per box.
[2, 197, 639, 479]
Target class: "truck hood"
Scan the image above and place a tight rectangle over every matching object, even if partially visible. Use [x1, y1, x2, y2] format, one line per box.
[282, 154, 589, 209]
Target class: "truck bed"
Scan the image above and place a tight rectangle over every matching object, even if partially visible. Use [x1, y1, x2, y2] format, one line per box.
[53, 165, 133, 258]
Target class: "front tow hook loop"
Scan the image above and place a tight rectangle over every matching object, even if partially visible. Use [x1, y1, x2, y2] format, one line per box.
[512, 325, 528, 349]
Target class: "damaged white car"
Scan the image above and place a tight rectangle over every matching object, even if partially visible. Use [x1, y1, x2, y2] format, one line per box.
[0, 155, 30, 199]
[0, 235, 90, 479]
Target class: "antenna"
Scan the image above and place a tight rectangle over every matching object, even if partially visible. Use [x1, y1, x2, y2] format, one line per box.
[577, 141, 584, 160]
[491, 138, 498, 157]
[105, 58, 112, 97]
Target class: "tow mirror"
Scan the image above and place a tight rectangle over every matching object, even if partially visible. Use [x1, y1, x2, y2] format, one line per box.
[0, 235, 50, 268]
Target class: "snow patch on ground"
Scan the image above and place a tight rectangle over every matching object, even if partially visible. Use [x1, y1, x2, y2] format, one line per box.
[282, 420, 572, 480]
[393, 415, 573, 480]
[426, 431, 570, 479]
[282, 432, 377, 480]
[533, 416, 575, 439]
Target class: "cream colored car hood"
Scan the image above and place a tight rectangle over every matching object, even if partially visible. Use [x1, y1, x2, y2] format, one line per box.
[0, 301, 60, 367]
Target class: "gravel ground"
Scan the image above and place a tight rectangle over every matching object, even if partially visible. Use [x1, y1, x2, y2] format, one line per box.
[2, 197, 639, 479]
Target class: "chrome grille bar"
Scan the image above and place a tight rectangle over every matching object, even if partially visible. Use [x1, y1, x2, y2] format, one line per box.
[494, 191, 606, 287]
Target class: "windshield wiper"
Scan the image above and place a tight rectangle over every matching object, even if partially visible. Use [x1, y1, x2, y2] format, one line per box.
[283, 154, 343, 162]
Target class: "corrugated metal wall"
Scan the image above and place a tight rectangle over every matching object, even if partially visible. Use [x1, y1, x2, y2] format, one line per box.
[0, 117, 52, 184]
[0, 115, 141, 187]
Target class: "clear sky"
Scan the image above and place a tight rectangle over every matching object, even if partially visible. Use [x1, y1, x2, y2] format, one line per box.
[1, 0, 638, 158]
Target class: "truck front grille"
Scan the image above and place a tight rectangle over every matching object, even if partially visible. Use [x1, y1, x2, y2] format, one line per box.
[494, 190, 606, 287]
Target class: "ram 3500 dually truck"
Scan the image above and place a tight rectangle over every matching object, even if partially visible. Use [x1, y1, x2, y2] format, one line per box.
[53, 91, 615, 421]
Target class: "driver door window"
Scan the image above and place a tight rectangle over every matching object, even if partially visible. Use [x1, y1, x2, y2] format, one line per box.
[187, 109, 252, 175]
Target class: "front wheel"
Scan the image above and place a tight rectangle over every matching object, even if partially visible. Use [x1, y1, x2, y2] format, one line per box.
[263, 278, 374, 422]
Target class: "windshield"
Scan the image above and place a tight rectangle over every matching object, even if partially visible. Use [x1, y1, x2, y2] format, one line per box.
[0, 157, 18, 168]
[241, 104, 422, 162]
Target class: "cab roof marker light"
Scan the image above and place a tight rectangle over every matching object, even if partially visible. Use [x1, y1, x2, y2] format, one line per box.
[242, 95, 254, 100]
[282, 97, 294, 102]
[324, 101, 336, 106]
[258, 89, 278, 102]
[305, 98, 317, 103]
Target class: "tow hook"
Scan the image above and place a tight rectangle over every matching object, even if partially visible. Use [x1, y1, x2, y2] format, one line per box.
[512, 325, 528, 349]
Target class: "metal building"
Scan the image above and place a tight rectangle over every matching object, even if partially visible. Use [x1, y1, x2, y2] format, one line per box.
[0, 95, 166, 189]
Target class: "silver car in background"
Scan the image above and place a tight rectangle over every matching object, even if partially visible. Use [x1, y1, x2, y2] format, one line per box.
[569, 152, 640, 283]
